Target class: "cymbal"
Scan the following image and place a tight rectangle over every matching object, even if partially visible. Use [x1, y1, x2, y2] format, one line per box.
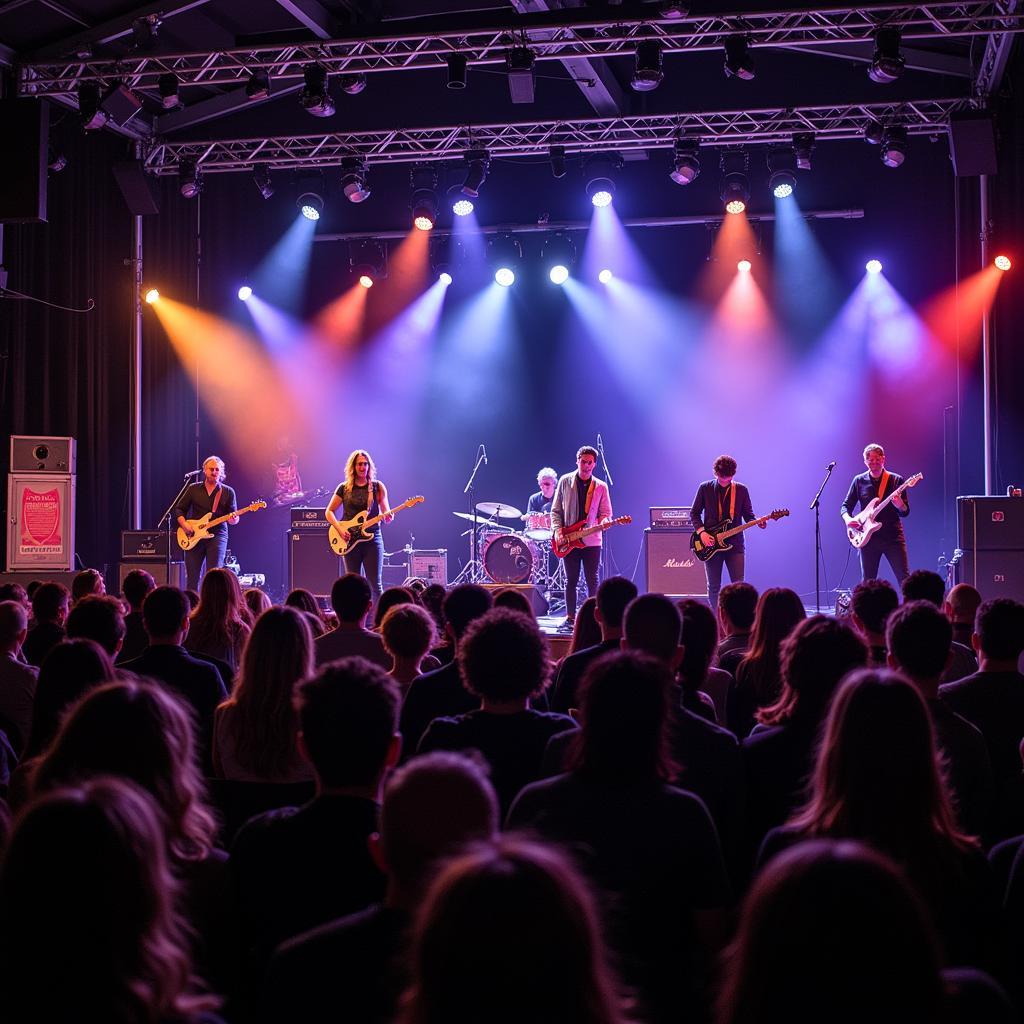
[452, 511, 486, 523]
[476, 501, 522, 519]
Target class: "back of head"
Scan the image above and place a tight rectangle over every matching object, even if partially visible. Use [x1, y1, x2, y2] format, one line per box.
[285, 588, 322, 620]
[0, 600, 28, 648]
[400, 835, 628, 1024]
[719, 582, 758, 632]
[569, 597, 601, 653]
[65, 595, 126, 657]
[749, 588, 807, 654]
[71, 568, 103, 603]
[374, 587, 416, 629]
[122, 569, 156, 611]
[382, 603, 437, 660]
[331, 572, 373, 623]
[677, 599, 718, 684]
[381, 751, 498, 892]
[420, 584, 447, 628]
[193, 567, 245, 633]
[493, 588, 535, 619]
[901, 569, 945, 607]
[622, 593, 682, 665]
[142, 586, 190, 640]
[886, 600, 952, 680]
[596, 576, 638, 631]
[0, 582, 29, 608]
[946, 583, 982, 623]
[31, 581, 70, 625]
[718, 839, 944, 1024]
[296, 657, 400, 788]
[244, 587, 273, 621]
[851, 578, 899, 635]
[442, 584, 493, 641]
[458, 608, 550, 702]
[974, 598, 1024, 662]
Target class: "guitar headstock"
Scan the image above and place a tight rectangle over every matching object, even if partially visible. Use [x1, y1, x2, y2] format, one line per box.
[402, 496, 425, 508]
[247, 501, 268, 512]
[906, 473, 924, 487]
[769, 508, 790, 520]
[615, 515, 632, 525]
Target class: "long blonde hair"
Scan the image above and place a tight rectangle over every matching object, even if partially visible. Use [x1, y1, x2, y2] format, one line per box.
[344, 449, 378, 492]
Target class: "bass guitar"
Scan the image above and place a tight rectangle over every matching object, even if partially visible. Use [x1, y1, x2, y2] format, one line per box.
[846, 472, 923, 549]
[328, 495, 425, 556]
[690, 508, 790, 563]
[177, 500, 267, 552]
[552, 515, 632, 559]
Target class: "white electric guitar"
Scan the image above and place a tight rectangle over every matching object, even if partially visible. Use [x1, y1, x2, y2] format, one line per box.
[846, 473, 922, 549]
[177, 500, 267, 551]
[328, 495, 425, 556]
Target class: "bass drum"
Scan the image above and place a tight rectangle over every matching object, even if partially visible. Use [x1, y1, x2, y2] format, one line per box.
[483, 533, 540, 584]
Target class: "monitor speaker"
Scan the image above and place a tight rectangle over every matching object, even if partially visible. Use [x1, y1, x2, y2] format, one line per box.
[949, 112, 998, 177]
[0, 100, 48, 223]
[644, 529, 707, 597]
[118, 560, 186, 592]
[958, 496, 1024, 550]
[289, 529, 342, 597]
[956, 548, 1024, 603]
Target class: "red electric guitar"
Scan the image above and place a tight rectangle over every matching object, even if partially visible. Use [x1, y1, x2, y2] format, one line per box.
[552, 515, 632, 558]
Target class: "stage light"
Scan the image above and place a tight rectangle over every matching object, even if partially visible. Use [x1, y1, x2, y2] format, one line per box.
[77, 82, 108, 131]
[767, 147, 796, 199]
[439, 271, 453, 285]
[446, 53, 468, 89]
[47, 147, 67, 173]
[868, 28, 905, 84]
[358, 275, 373, 289]
[178, 159, 201, 199]
[995, 255, 1012, 271]
[461, 150, 490, 198]
[452, 197, 474, 217]
[737, 259, 752, 273]
[598, 269, 613, 284]
[145, 288, 159, 304]
[488, 234, 521, 286]
[252, 165, 274, 200]
[657, 1, 689, 17]
[130, 14, 160, 50]
[670, 140, 700, 185]
[720, 150, 750, 214]
[881, 126, 907, 168]
[585, 155, 619, 207]
[411, 166, 438, 230]
[549, 265, 569, 284]
[550, 145, 567, 179]
[300, 65, 334, 118]
[341, 158, 371, 203]
[866, 259, 883, 274]
[238, 285, 252, 301]
[158, 73, 180, 110]
[507, 47, 536, 104]
[724, 35, 755, 80]
[245, 70, 271, 101]
[351, 240, 386, 287]
[495, 267, 515, 287]
[542, 232, 575, 285]
[340, 73, 366, 95]
[793, 132, 815, 171]
[632, 40, 664, 92]
[863, 120, 885, 146]
[297, 191, 324, 221]
[590, 185, 613, 207]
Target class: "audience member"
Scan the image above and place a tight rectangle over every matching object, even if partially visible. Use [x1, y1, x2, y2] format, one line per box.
[902, 569, 977, 683]
[213, 606, 315, 783]
[0, 601, 37, 754]
[119, 568, 156, 662]
[0, 582, 30, 613]
[373, 586, 417, 631]
[243, 587, 272, 622]
[678, 598, 727, 723]
[70, 567, 105, 603]
[284, 588, 326, 636]
[419, 583, 447, 631]
[945, 583, 983, 649]
[381, 603, 439, 693]
[315, 573, 391, 669]
[729, 588, 806, 736]
[492, 588, 536, 618]
[186, 568, 251, 673]
[850, 577, 899, 667]
[566, 596, 602, 655]
[265, 752, 499, 1024]
[185, 588, 201, 611]
[21, 581, 69, 667]
[65, 593, 126, 659]
[717, 582, 758, 677]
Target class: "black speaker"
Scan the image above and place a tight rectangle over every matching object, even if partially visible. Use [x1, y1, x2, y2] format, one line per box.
[481, 583, 549, 616]
[949, 112, 998, 177]
[289, 529, 342, 597]
[0, 100, 48, 223]
[956, 549, 1024, 603]
[958, 496, 1024, 550]
[118, 560, 186, 592]
[644, 529, 707, 597]
[113, 160, 160, 216]
[9, 435, 76, 473]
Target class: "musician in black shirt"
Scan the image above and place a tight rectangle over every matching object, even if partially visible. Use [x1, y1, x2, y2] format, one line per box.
[841, 443, 910, 583]
[525, 467, 558, 516]
[174, 455, 239, 591]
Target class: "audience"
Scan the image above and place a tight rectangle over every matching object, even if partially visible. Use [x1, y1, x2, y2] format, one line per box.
[381, 603, 439, 693]
[315, 573, 391, 669]
[491, 587, 536, 618]
[849, 577, 899, 667]
[65, 593, 126, 659]
[716, 582, 758, 677]
[284, 588, 326, 637]
[678, 598, 727, 723]
[0, 601, 37, 755]
[945, 582, 983, 650]
[186, 568, 251, 673]
[373, 586, 417, 631]
[243, 587, 272, 622]
[20, 581, 69, 667]
[566, 596, 602, 654]
[119, 568, 156, 662]
[0, 583, 31, 614]
[70, 567, 105, 603]
[901, 569, 978, 683]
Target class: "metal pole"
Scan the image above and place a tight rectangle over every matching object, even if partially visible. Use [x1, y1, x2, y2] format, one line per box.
[979, 174, 994, 495]
[130, 210, 144, 528]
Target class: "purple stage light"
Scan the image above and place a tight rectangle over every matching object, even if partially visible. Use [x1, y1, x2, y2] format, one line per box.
[452, 198, 474, 217]
[598, 269, 613, 284]
[495, 267, 515, 287]
[866, 259, 883, 274]
[238, 285, 253, 301]
[591, 189, 613, 208]
[439, 271, 453, 285]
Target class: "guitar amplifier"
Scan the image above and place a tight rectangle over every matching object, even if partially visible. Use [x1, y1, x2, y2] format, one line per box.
[289, 529, 342, 597]
[650, 507, 693, 530]
[290, 506, 330, 528]
[644, 528, 707, 598]
[409, 549, 447, 585]
[957, 496, 1024, 550]
[121, 530, 174, 560]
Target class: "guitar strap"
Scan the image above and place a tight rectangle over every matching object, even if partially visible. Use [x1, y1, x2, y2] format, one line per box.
[211, 486, 222, 515]
[716, 484, 736, 524]
[583, 478, 595, 519]
[877, 471, 890, 501]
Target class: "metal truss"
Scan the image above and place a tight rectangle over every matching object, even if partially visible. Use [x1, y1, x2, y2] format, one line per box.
[18, 3, 1024, 100]
[142, 97, 974, 175]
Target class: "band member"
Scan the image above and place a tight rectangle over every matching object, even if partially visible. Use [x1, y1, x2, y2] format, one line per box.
[325, 450, 393, 604]
[525, 467, 558, 516]
[841, 443, 910, 583]
[691, 454, 763, 613]
[176, 456, 239, 592]
[551, 447, 612, 630]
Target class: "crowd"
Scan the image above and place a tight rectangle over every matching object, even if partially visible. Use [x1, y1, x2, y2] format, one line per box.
[0, 564, 1023, 1023]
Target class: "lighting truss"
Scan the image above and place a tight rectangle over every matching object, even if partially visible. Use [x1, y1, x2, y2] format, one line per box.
[142, 97, 973, 175]
[17, 4, 1024, 100]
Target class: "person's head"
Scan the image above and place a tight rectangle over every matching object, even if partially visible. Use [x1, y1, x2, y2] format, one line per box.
[420, 584, 447, 630]
[758, 615, 867, 728]
[71, 568, 105, 602]
[375, 752, 498, 900]
[382, 603, 437, 663]
[244, 587, 272, 621]
[622, 594, 682, 668]
[331, 572, 373, 625]
[0, 582, 29, 610]
[24, 638, 116, 758]
[851, 578, 899, 637]
[713, 454, 737, 484]
[537, 467, 558, 498]
[900, 569, 945, 608]
[0, 600, 28, 653]
[33, 679, 217, 862]
[973, 598, 1024, 663]
[492, 588, 536, 619]
[576, 445, 598, 480]
[886, 600, 952, 682]
[374, 586, 416, 630]
[719, 582, 758, 634]
[142, 586, 190, 641]
[944, 583, 982, 625]
[30, 581, 71, 627]
[571, 650, 678, 784]
[458, 607, 550, 703]
[285, 588, 323, 622]
[65, 595, 126, 658]
[569, 596, 601, 653]
[0, 778, 214, 1023]
[192, 567, 246, 628]
[717, 839, 944, 1024]
[442, 584, 493, 644]
[595, 576, 638, 634]
[398, 836, 631, 1024]
[184, 588, 200, 611]
[202, 454, 225, 485]
[344, 449, 376, 487]
[122, 569, 156, 612]
[677, 599, 718, 686]
[296, 657, 400, 790]
[863, 443, 885, 476]
[742, 588, 807, 701]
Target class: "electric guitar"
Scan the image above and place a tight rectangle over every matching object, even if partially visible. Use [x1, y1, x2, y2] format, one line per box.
[552, 515, 632, 558]
[177, 500, 267, 551]
[690, 508, 790, 562]
[846, 472, 923, 549]
[328, 495, 425, 556]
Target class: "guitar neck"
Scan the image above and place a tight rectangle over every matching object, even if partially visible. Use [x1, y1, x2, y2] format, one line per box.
[206, 506, 250, 530]
[717, 515, 770, 541]
[872, 480, 910, 517]
[355, 500, 414, 531]
[567, 518, 625, 542]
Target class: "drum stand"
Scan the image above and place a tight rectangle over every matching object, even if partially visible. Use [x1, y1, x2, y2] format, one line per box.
[451, 446, 489, 585]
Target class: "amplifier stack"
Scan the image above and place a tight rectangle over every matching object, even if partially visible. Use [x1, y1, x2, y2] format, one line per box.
[119, 527, 185, 592]
[956, 496, 1024, 602]
[644, 506, 707, 598]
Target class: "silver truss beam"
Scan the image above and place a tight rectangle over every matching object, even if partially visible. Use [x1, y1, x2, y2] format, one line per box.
[17, 3, 1024, 100]
[142, 97, 974, 174]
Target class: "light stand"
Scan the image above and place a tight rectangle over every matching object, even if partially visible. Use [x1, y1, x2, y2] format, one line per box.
[810, 461, 836, 613]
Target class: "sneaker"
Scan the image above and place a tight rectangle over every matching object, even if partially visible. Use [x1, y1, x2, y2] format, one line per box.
[556, 620, 574, 634]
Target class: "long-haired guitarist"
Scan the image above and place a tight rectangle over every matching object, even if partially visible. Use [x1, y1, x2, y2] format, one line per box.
[325, 450, 394, 603]
[691, 455, 765, 613]
[841, 443, 910, 583]
[175, 455, 239, 591]
[550, 446, 612, 631]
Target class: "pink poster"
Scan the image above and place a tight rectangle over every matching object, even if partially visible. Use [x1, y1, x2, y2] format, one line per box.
[19, 487, 63, 555]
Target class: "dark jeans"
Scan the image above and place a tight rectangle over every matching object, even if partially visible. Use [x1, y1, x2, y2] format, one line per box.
[704, 547, 745, 613]
[564, 545, 601, 621]
[344, 531, 384, 605]
[185, 530, 228, 592]
[860, 532, 909, 584]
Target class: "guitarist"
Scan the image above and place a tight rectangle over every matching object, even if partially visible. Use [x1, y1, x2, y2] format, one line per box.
[550, 446, 612, 631]
[325, 450, 394, 604]
[175, 456, 239, 591]
[691, 455, 763, 613]
[841, 443, 910, 583]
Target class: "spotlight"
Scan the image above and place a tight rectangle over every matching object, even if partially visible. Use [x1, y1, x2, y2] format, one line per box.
[863, 120, 885, 146]
[130, 14, 160, 50]
[868, 27, 905, 84]
[252, 165, 274, 199]
[767, 147, 796, 198]
[720, 150, 750, 214]
[737, 259, 752, 273]
[658, 1, 689, 17]
[47, 146, 67, 173]
[495, 267, 515, 287]
[866, 259, 883, 274]
[452, 197, 474, 217]
[446, 53, 468, 89]
[994, 255, 1012, 271]
[548, 265, 568, 285]
[341, 158, 371, 203]
[550, 144, 567, 179]
[507, 47, 536, 104]
[881, 126, 907, 168]
[245, 70, 271, 101]
[340, 73, 366, 95]
[585, 155, 619, 208]
[793, 132, 815, 171]
[542, 233, 575, 285]
[297, 191, 324, 221]
[430, 237, 454, 284]
[411, 166, 438, 230]
[670, 140, 700, 185]
[598, 269, 613, 284]
[488, 234, 521, 286]
[77, 82, 108, 131]
[238, 285, 252, 301]
[300, 65, 334, 118]
[632, 40, 664, 92]
[461, 150, 490, 198]
[158, 73, 180, 110]
[724, 35, 755, 80]
[439, 271, 453, 286]
[145, 288, 159, 304]
[351, 240, 387, 287]
[178, 159, 201, 199]
[358, 275, 373, 289]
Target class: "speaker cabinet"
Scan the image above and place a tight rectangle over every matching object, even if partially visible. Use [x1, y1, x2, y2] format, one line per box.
[956, 549, 1024, 604]
[289, 529, 342, 597]
[958, 496, 1024, 550]
[9, 435, 76, 474]
[112, 160, 160, 216]
[949, 112, 998, 177]
[481, 583, 549, 616]
[644, 529, 707, 597]
[118, 560, 186, 593]
[0, 100, 48, 223]
[409, 549, 447, 585]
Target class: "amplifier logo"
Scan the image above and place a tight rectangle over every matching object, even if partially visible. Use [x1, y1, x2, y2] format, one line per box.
[303, 511, 320, 519]
[664, 557, 696, 569]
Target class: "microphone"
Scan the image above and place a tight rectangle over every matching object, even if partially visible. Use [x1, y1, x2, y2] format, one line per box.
[826, 461, 836, 470]
[183, 469, 202, 480]
[481, 444, 488, 465]
[597, 432, 603, 449]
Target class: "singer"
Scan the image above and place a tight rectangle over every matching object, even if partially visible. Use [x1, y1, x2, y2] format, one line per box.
[174, 456, 239, 591]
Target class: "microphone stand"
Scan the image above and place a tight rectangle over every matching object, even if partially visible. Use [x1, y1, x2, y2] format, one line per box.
[596, 434, 616, 576]
[809, 463, 836, 613]
[157, 473, 198, 582]
[454, 446, 487, 584]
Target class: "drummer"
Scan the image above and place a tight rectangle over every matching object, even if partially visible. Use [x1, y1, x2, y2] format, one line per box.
[525, 467, 558, 519]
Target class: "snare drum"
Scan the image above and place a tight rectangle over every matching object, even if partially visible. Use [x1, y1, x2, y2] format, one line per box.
[524, 512, 553, 543]
[482, 533, 540, 584]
